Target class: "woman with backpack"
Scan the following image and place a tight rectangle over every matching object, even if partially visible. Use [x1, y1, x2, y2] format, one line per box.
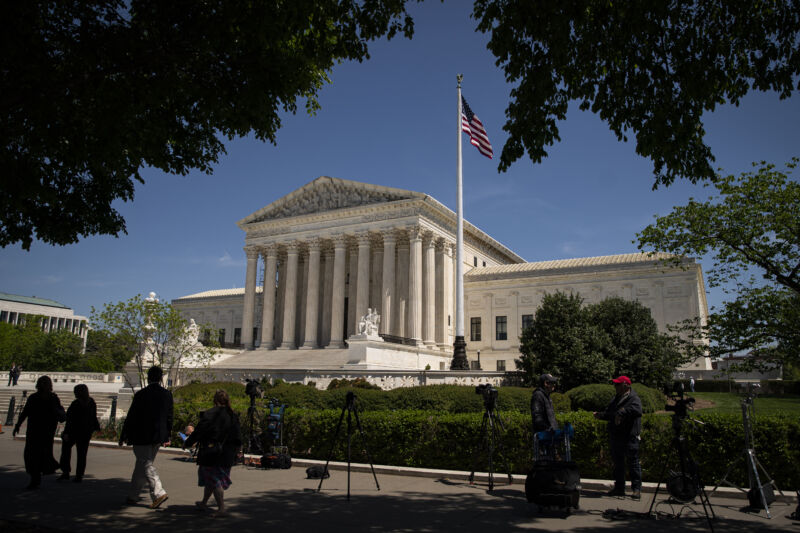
[184, 389, 242, 517]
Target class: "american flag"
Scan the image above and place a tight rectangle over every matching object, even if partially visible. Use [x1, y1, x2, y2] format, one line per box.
[461, 96, 493, 159]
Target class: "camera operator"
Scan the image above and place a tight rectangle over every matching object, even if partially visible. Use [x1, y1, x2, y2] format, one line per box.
[531, 374, 559, 433]
[593, 375, 642, 500]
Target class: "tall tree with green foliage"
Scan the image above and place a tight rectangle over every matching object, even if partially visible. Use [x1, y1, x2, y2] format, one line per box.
[517, 293, 687, 390]
[91, 294, 219, 387]
[84, 329, 135, 373]
[1, 0, 416, 249]
[472, 1, 800, 184]
[637, 159, 800, 366]
[0, 317, 85, 371]
[517, 292, 612, 390]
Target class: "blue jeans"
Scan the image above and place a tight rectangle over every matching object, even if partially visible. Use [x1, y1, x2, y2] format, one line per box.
[610, 436, 641, 491]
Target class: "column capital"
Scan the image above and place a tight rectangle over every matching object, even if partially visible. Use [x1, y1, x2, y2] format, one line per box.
[244, 246, 260, 260]
[284, 240, 300, 254]
[261, 243, 279, 257]
[356, 231, 372, 247]
[307, 238, 322, 252]
[381, 229, 397, 245]
[422, 231, 436, 248]
[330, 234, 348, 248]
[406, 225, 423, 242]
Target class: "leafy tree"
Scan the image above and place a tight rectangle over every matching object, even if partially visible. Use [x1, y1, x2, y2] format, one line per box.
[637, 160, 800, 365]
[0, 317, 85, 371]
[91, 294, 219, 387]
[472, 1, 800, 185]
[517, 292, 612, 390]
[516, 293, 687, 390]
[1, 0, 416, 249]
[30, 329, 85, 371]
[586, 297, 687, 390]
[84, 329, 134, 373]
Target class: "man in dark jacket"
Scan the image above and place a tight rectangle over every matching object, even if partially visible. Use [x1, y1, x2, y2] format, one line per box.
[594, 375, 643, 499]
[531, 373, 559, 433]
[119, 366, 173, 509]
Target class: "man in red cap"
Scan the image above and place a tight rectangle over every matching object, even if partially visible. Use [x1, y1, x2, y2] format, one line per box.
[593, 375, 643, 499]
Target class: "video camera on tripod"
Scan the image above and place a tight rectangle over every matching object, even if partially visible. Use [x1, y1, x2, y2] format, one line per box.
[475, 383, 498, 411]
[245, 378, 263, 406]
[664, 381, 696, 419]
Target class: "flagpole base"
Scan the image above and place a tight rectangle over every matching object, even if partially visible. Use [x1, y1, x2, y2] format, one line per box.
[450, 336, 469, 371]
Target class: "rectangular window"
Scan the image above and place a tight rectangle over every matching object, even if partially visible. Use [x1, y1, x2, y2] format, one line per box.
[470, 317, 481, 341]
[482, 261, 486, 267]
[218, 329, 226, 346]
[473, 256, 478, 267]
[496, 316, 507, 341]
[470, 360, 481, 370]
[234, 327, 242, 346]
[521, 314, 534, 332]
[496, 360, 506, 371]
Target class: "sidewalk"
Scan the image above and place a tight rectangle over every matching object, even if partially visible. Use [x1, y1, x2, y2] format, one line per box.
[0, 432, 796, 532]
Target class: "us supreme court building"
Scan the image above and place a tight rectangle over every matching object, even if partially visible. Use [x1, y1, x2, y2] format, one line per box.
[173, 176, 711, 373]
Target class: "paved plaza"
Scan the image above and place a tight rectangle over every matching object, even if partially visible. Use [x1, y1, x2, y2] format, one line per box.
[0, 428, 796, 533]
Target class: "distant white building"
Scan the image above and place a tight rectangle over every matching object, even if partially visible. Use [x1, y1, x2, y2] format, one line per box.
[173, 177, 711, 372]
[0, 292, 89, 350]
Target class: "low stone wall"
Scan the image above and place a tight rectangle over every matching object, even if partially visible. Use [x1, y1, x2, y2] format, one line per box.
[16, 372, 126, 385]
[179, 367, 518, 391]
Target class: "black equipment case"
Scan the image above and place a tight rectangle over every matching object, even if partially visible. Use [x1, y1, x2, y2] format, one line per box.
[525, 424, 580, 510]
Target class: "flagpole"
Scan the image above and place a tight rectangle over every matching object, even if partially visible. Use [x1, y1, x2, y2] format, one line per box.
[451, 74, 469, 370]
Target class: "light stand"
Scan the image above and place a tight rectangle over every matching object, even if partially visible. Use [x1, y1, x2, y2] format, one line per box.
[710, 391, 782, 518]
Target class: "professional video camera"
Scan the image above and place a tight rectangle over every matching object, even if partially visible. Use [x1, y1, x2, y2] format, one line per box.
[664, 381, 695, 419]
[245, 378, 263, 406]
[475, 383, 499, 411]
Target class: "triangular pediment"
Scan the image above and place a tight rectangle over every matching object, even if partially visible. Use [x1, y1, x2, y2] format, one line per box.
[239, 176, 423, 225]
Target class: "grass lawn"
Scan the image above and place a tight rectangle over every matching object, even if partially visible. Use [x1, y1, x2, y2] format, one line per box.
[690, 392, 800, 416]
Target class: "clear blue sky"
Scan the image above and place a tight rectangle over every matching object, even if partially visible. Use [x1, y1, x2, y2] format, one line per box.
[2, 2, 799, 320]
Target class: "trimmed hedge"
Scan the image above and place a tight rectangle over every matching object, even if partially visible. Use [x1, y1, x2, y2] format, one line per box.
[565, 383, 666, 414]
[174, 383, 566, 414]
[167, 393, 800, 489]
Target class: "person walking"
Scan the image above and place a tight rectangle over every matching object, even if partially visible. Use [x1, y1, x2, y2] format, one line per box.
[593, 375, 643, 500]
[689, 376, 695, 393]
[8, 363, 16, 386]
[119, 366, 173, 509]
[13, 365, 22, 386]
[184, 389, 242, 517]
[58, 384, 101, 483]
[12, 376, 66, 489]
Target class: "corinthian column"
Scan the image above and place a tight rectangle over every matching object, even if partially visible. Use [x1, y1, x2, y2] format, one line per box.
[242, 247, 259, 349]
[326, 235, 347, 348]
[278, 242, 299, 349]
[395, 241, 409, 337]
[260, 246, 278, 349]
[355, 232, 371, 330]
[422, 233, 436, 347]
[301, 239, 322, 349]
[408, 226, 423, 346]
[380, 231, 396, 335]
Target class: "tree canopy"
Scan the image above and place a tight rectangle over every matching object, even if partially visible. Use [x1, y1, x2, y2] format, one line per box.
[637, 159, 800, 364]
[517, 292, 687, 390]
[90, 293, 219, 386]
[0, 318, 85, 371]
[472, 1, 800, 185]
[1, 0, 415, 249]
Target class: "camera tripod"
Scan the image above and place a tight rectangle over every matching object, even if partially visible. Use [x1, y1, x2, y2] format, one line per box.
[468, 400, 513, 491]
[648, 408, 715, 532]
[242, 396, 265, 457]
[317, 391, 380, 500]
[710, 393, 782, 518]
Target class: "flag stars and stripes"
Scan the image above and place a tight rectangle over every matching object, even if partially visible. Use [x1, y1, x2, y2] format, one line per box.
[461, 96, 493, 159]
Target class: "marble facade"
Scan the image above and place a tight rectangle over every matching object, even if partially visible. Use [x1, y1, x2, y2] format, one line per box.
[173, 176, 711, 372]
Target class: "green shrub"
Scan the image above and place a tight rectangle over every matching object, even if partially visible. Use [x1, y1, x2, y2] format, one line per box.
[327, 378, 381, 390]
[566, 383, 665, 413]
[566, 384, 615, 412]
[173, 381, 246, 402]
